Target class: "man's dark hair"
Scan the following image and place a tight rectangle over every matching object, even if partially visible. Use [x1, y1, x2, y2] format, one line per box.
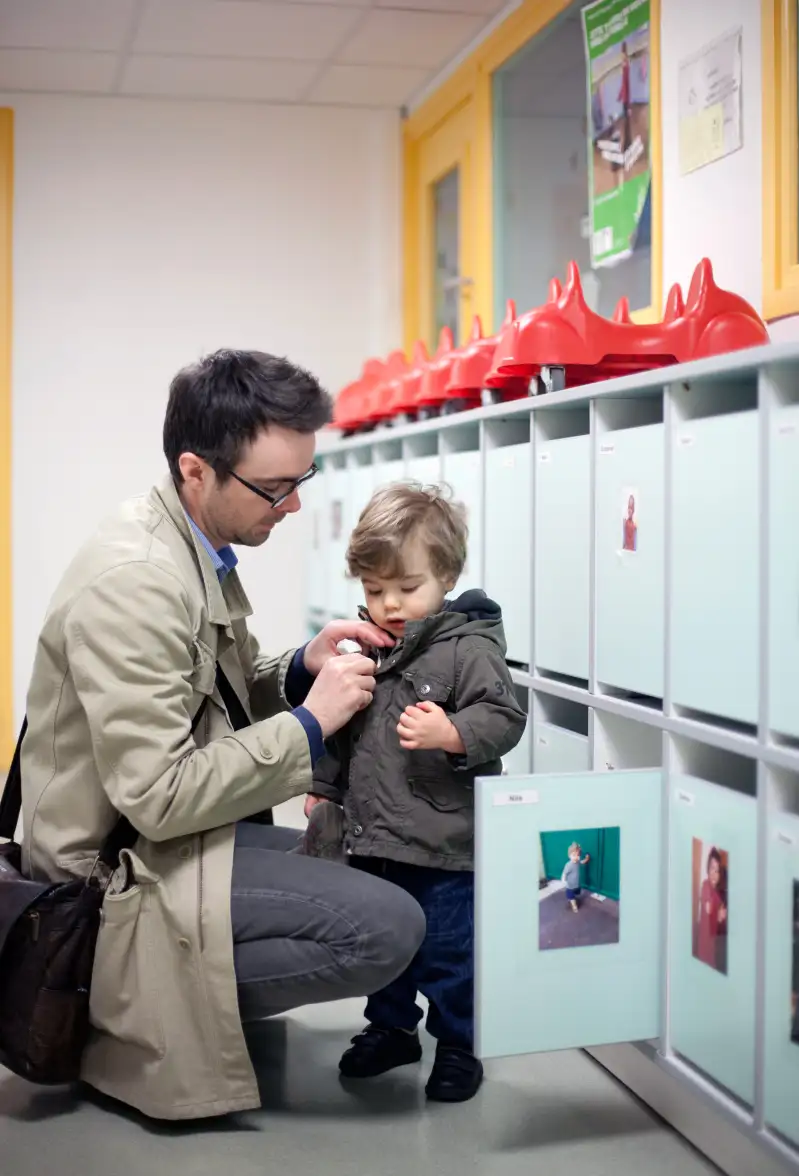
[163, 349, 332, 483]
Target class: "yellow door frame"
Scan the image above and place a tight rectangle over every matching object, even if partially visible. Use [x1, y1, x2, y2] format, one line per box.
[403, 0, 663, 355]
[763, 0, 799, 320]
[417, 99, 476, 349]
[0, 109, 11, 770]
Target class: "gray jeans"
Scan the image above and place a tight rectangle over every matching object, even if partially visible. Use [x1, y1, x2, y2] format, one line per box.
[231, 822, 427, 1024]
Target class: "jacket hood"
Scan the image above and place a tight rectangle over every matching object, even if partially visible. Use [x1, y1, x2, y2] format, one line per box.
[358, 589, 507, 668]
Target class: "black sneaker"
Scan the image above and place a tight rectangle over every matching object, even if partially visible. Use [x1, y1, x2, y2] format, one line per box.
[339, 1026, 423, 1078]
[425, 1046, 483, 1102]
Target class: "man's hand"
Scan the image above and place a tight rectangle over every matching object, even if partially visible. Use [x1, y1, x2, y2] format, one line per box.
[304, 794, 326, 819]
[397, 701, 465, 754]
[303, 652, 376, 738]
[303, 620, 393, 676]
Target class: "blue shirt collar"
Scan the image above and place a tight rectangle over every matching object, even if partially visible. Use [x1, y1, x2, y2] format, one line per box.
[186, 515, 238, 583]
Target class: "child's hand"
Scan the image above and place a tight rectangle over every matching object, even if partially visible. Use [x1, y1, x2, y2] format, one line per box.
[304, 794, 326, 819]
[397, 701, 465, 754]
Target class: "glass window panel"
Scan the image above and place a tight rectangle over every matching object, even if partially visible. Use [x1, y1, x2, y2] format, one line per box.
[433, 167, 460, 339]
[493, 1, 652, 323]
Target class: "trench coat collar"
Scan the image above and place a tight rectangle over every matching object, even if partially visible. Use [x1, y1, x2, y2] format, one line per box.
[150, 477, 254, 628]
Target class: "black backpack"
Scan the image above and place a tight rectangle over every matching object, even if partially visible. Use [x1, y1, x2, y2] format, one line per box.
[0, 664, 267, 1085]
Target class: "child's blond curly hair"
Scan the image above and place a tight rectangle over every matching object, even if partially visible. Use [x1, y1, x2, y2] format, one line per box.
[346, 481, 468, 583]
[567, 842, 582, 857]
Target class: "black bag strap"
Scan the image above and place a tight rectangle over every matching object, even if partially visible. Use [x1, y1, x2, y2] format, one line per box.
[0, 662, 245, 853]
[0, 717, 28, 841]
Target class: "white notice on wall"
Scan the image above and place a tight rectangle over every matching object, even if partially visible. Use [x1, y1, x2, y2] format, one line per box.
[678, 26, 742, 176]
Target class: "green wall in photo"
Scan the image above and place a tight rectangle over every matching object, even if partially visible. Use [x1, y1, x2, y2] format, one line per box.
[541, 826, 621, 900]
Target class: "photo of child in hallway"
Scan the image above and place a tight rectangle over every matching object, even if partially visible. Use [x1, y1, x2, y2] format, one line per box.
[538, 827, 621, 952]
[691, 839, 729, 976]
[622, 488, 638, 552]
[562, 842, 591, 913]
[791, 880, 799, 1045]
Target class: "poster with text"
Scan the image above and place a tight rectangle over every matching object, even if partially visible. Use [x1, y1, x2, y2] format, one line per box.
[582, 0, 651, 268]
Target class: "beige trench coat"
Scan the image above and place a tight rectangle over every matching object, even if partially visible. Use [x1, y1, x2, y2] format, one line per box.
[20, 477, 312, 1119]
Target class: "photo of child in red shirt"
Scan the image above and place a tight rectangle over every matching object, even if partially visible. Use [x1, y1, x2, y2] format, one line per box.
[692, 841, 729, 976]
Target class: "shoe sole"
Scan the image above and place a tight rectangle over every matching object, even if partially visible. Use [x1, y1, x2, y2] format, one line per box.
[425, 1079, 483, 1103]
[339, 1051, 423, 1080]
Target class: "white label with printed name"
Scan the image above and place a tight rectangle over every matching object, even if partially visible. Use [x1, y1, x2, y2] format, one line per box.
[599, 442, 615, 455]
[493, 789, 539, 807]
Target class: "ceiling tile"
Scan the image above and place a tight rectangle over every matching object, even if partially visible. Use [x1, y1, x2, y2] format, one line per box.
[308, 62, 430, 106]
[0, 0, 136, 52]
[135, 0, 363, 62]
[337, 9, 485, 68]
[121, 53, 318, 101]
[375, 0, 504, 15]
[0, 48, 117, 92]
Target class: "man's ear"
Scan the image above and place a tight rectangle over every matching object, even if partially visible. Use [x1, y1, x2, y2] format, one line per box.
[178, 451, 210, 488]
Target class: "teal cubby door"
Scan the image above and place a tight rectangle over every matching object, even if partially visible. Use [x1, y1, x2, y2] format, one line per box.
[443, 449, 483, 590]
[671, 411, 759, 724]
[475, 770, 662, 1059]
[532, 721, 591, 774]
[327, 462, 350, 616]
[668, 776, 757, 1105]
[346, 463, 377, 616]
[769, 404, 799, 739]
[764, 812, 799, 1146]
[484, 443, 531, 664]
[595, 423, 664, 698]
[534, 435, 590, 679]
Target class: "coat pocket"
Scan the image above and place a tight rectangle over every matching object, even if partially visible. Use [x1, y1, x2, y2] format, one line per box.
[189, 638, 217, 696]
[89, 884, 166, 1058]
[409, 775, 473, 813]
[404, 671, 452, 706]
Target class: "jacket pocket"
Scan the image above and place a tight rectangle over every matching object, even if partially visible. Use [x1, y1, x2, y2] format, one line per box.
[190, 638, 217, 696]
[404, 671, 452, 706]
[89, 883, 166, 1058]
[409, 775, 472, 813]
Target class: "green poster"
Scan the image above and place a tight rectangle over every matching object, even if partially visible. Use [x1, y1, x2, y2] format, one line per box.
[582, 0, 651, 268]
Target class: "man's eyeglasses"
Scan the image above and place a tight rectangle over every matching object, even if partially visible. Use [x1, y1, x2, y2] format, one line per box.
[228, 463, 318, 509]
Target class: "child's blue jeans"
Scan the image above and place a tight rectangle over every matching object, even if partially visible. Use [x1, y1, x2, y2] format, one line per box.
[352, 857, 474, 1052]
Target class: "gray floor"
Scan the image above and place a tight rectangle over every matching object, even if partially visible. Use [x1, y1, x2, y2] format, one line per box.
[0, 799, 720, 1176]
[1, 999, 720, 1176]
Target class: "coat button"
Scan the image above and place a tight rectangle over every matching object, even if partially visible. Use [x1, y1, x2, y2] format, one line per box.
[178, 937, 191, 951]
[179, 844, 193, 859]
[352, 824, 363, 836]
[420, 684, 431, 695]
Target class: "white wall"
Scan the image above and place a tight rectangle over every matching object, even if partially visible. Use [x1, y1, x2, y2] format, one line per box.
[9, 94, 401, 722]
[661, 0, 798, 340]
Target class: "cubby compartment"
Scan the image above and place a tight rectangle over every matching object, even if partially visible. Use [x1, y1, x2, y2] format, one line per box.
[667, 739, 758, 1106]
[768, 383, 799, 740]
[670, 391, 759, 725]
[484, 419, 531, 665]
[534, 409, 590, 680]
[502, 683, 531, 776]
[532, 692, 590, 773]
[595, 400, 665, 699]
[403, 433, 440, 488]
[372, 438, 405, 495]
[304, 457, 329, 617]
[763, 769, 799, 1147]
[442, 425, 483, 589]
[593, 711, 663, 772]
[345, 450, 377, 615]
[326, 453, 350, 617]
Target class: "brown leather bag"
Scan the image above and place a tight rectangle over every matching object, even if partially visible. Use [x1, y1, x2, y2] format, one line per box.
[0, 717, 140, 1084]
